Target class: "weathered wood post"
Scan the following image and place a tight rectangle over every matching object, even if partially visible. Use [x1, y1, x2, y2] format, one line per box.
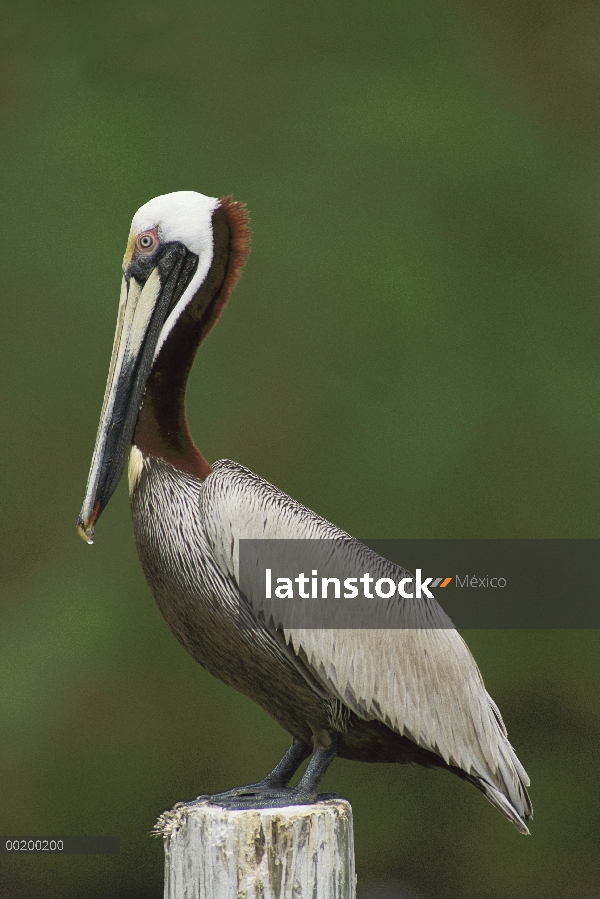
[156, 798, 356, 899]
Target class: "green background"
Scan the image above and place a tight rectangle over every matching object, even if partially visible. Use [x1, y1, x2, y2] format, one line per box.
[1, 2, 599, 897]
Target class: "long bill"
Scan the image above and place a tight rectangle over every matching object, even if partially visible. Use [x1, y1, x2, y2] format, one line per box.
[77, 243, 194, 543]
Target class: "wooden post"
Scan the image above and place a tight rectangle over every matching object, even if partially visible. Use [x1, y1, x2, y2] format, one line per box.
[156, 798, 356, 899]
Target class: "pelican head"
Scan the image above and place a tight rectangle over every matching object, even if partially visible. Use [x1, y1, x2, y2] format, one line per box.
[77, 191, 249, 543]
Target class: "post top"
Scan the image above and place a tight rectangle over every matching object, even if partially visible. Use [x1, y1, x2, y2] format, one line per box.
[155, 796, 353, 839]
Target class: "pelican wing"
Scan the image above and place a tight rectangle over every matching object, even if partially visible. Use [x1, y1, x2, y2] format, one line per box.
[201, 459, 531, 831]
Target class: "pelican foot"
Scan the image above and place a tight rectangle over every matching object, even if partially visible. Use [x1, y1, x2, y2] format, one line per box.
[206, 779, 283, 802]
[176, 736, 339, 812]
[207, 786, 341, 810]
[174, 774, 301, 810]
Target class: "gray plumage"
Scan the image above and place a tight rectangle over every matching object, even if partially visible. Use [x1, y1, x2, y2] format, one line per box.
[130, 454, 532, 833]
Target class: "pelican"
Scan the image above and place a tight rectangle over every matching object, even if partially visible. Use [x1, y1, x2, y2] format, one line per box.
[78, 191, 532, 833]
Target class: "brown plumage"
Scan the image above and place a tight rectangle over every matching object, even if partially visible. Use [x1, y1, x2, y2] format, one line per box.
[79, 191, 532, 833]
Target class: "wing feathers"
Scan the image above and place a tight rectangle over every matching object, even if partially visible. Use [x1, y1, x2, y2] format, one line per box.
[200, 460, 531, 831]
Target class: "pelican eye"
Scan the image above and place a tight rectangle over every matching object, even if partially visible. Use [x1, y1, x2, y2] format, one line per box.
[137, 232, 156, 251]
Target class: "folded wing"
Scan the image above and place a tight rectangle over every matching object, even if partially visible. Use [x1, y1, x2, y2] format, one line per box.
[201, 460, 532, 832]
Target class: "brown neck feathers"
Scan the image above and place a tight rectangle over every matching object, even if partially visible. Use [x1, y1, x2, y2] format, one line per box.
[133, 197, 250, 479]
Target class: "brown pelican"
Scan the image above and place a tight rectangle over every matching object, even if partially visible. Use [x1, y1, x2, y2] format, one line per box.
[78, 191, 532, 833]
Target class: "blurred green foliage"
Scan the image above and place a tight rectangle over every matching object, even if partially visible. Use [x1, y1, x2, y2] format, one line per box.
[1, 1, 599, 897]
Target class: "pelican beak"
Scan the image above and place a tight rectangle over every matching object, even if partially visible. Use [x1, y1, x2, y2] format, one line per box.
[78, 239, 198, 543]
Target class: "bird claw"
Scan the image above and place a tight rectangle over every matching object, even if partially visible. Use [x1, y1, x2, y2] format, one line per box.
[206, 788, 342, 810]
[208, 788, 310, 810]
[173, 794, 211, 810]
[206, 781, 275, 802]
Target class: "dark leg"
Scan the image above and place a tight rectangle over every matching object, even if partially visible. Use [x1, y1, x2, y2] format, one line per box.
[295, 737, 338, 799]
[210, 738, 311, 799]
[261, 738, 312, 788]
[179, 738, 312, 810]
[208, 733, 339, 810]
